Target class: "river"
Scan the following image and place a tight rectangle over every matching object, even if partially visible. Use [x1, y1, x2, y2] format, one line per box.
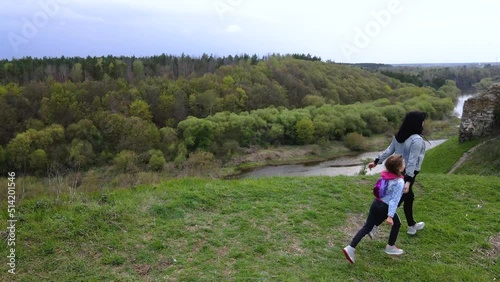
[235, 93, 473, 179]
[235, 139, 447, 178]
[454, 93, 475, 118]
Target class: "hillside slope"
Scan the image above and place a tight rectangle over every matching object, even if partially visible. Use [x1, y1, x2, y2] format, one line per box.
[422, 135, 500, 177]
[451, 136, 500, 176]
[1, 175, 498, 281]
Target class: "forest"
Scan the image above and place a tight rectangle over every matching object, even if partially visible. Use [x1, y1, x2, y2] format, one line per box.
[1, 53, 492, 175]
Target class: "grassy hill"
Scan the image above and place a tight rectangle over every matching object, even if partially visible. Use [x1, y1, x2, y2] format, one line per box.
[1, 174, 499, 281]
[1, 135, 499, 281]
[452, 136, 500, 176]
[422, 135, 500, 177]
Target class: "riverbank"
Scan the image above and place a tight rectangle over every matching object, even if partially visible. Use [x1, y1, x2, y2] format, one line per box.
[222, 135, 391, 177]
[230, 139, 448, 179]
[224, 116, 462, 178]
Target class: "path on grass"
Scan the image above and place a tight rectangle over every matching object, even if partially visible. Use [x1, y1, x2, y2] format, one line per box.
[448, 136, 500, 174]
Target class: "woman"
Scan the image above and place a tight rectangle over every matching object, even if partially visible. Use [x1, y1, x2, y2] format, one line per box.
[367, 111, 427, 236]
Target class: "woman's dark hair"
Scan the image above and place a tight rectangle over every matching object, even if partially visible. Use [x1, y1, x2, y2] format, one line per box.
[395, 111, 427, 143]
[385, 154, 404, 175]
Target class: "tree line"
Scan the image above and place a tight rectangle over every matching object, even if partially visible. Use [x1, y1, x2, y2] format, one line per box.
[0, 56, 460, 175]
[372, 64, 500, 91]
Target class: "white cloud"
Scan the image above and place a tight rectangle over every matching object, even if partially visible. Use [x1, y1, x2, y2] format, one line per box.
[1, 0, 500, 63]
[224, 24, 241, 33]
[59, 7, 105, 23]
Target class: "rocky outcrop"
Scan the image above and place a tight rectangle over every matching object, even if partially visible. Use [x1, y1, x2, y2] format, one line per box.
[459, 84, 500, 142]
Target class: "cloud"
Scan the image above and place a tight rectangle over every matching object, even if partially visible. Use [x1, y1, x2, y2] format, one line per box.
[60, 7, 105, 23]
[224, 24, 241, 33]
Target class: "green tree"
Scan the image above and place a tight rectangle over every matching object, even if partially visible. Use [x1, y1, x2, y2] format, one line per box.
[302, 95, 325, 107]
[29, 149, 48, 173]
[0, 87, 24, 145]
[382, 105, 406, 129]
[154, 94, 176, 127]
[102, 88, 137, 115]
[66, 119, 103, 151]
[267, 123, 284, 144]
[98, 113, 127, 149]
[190, 89, 219, 117]
[112, 59, 127, 79]
[42, 82, 78, 126]
[129, 100, 153, 121]
[159, 126, 178, 160]
[6, 131, 33, 170]
[118, 117, 160, 153]
[71, 63, 83, 82]
[148, 149, 166, 171]
[177, 116, 219, 152]
[174, 89, 189, 123]
[132, 60, 145, 80]
[0, 145, 6, 172]
[114, 150, 138, 173]
[295, 118, 315, 144]
[360, 108, 389, 134]
[69, 139, 94, 168]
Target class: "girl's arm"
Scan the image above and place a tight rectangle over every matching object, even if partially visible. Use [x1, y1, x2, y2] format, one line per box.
[386, 179, 405, 217]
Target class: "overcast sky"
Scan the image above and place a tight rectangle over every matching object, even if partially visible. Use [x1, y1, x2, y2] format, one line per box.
[1, 0, 498, 64]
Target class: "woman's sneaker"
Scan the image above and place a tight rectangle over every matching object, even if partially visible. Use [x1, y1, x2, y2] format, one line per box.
[407, 222, 425, 235]
[368, 225, 379, 239]
[385, 245, 404, 255]
[343, 245, 355, 263]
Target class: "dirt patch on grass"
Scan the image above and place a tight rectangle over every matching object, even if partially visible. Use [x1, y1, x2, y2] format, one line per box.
[486, 234, 500, 258]
[133, 264, 152, 275]
[340, 213, 367, 238]
[340, 213, 393, 241]
[474, 233, 500, 260]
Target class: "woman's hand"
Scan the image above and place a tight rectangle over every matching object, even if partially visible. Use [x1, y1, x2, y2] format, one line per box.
[403, 182, 410, 194]
[368, 162, 377, 170]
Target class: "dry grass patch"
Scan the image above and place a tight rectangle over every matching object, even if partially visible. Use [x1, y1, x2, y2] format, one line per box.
[484, 234, 500, 259]
[340, 213, 367, 238]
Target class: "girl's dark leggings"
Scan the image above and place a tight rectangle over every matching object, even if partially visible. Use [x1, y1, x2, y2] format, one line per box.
[350, 199, 401, 248]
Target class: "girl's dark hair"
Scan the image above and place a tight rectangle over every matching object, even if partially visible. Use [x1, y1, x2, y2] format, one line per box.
[395, 111, 427, 143]
[385, 154, 404, 175]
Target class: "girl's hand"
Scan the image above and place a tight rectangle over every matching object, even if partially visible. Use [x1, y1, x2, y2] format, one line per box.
[386, 216, 394, 225]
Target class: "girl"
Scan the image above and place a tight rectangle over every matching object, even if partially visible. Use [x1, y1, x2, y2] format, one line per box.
[343, 154, 405, 264]
[368, 111, 427, 236]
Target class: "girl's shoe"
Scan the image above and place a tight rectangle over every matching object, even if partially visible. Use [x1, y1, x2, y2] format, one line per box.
[407, 222, 425, 235]
[385, 245, 404, 255]
[343, 245, 355, 263]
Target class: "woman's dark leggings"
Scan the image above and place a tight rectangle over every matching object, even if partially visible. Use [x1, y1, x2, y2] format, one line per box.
[399, 171, 419, 227]
[350, 199, 401, 248]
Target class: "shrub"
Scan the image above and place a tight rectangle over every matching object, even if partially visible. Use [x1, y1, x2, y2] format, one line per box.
[183, 151, 221, 174]
[344, 132, 366, 151]
[220, 140, 241, 160]
[295, 118, 315, 144]
[114, 150, 138, 173]
[148, 150, 166, 171]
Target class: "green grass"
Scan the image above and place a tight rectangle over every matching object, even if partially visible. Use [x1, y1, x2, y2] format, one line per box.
[421, 136, 482, 174]
[453, 136, 500, 176]
[1, 175, 499, 281]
